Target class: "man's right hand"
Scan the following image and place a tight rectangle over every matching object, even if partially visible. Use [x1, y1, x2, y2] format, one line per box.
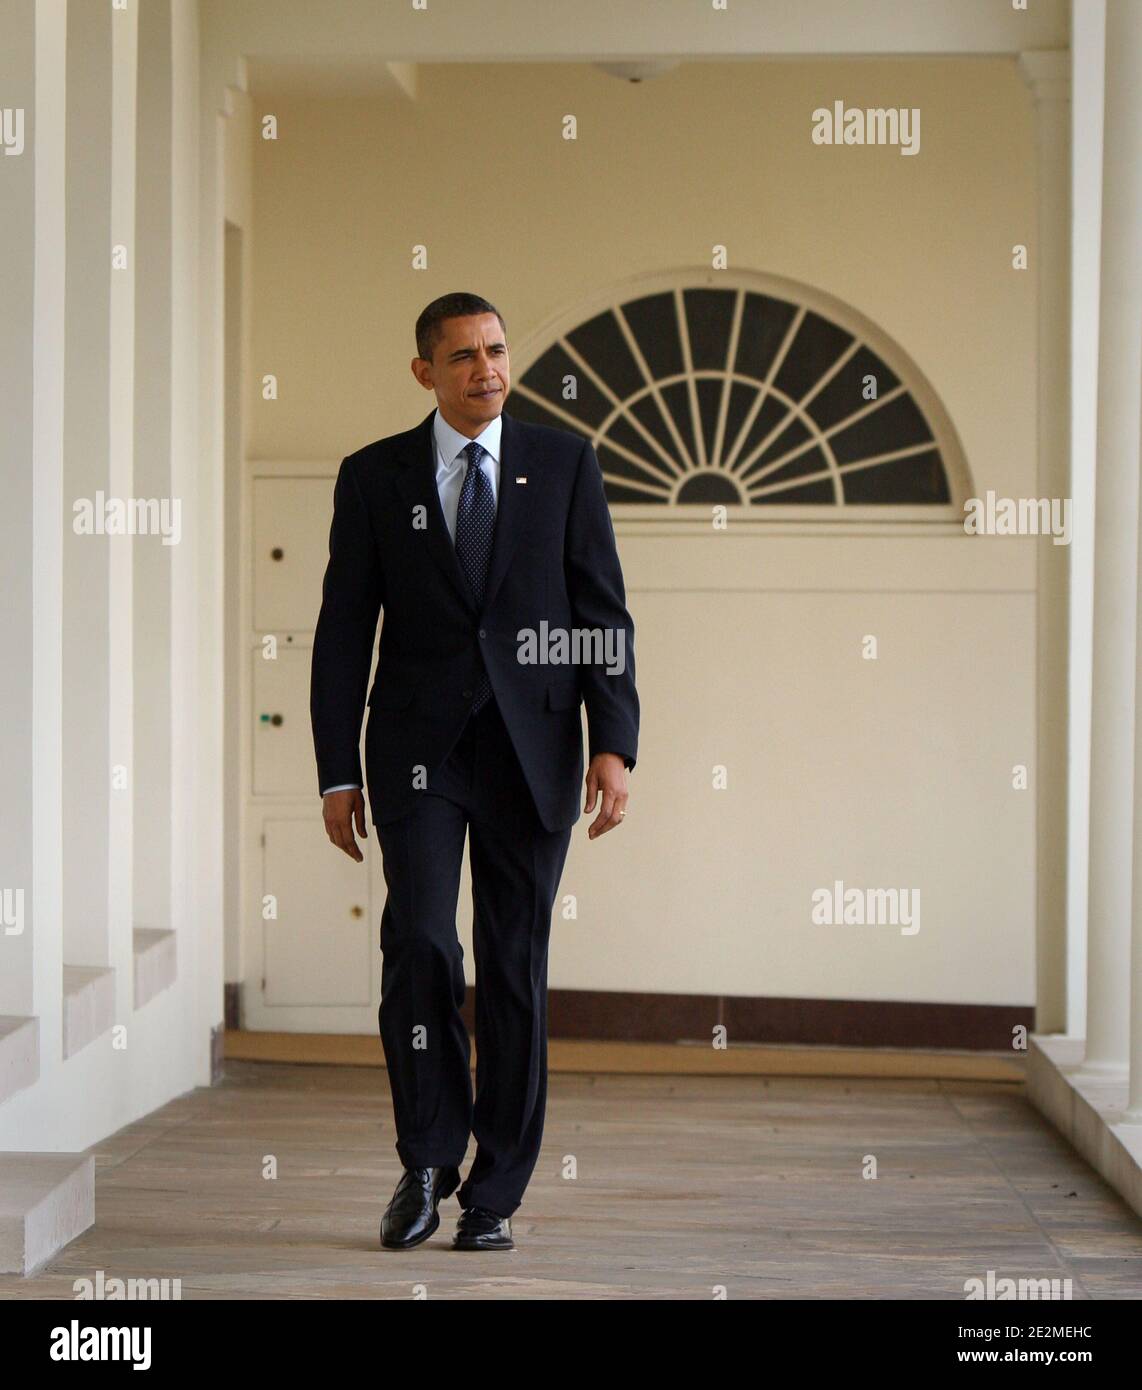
[323, 788, 368, 862]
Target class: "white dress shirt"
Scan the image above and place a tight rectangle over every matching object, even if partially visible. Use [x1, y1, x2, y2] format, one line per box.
[321, 408, 502, 796]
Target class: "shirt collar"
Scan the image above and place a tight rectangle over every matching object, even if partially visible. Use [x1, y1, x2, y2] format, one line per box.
[433, 406, 502, 472]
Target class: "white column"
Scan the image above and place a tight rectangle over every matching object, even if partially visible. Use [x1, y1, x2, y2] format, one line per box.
[1066, 0, 1108, 1045]
[1109, 0, 1142, 1116]
[2, 0, 66, 1041]
[0, 0, 208, 1152]
[62, 0, 112, 973]
[1017, 51, 1071, 1035]
[30, 0, 66, 1051]
[174, 0, 225, 1080]
[107, 0, 139, 1023]
[1088, 2, 1142, 1080]
[133, 0, 174, 943]
[0, 0, 37, 1020]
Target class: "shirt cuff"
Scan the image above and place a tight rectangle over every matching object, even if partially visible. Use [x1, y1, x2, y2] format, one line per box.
[321, 783, 361, 796]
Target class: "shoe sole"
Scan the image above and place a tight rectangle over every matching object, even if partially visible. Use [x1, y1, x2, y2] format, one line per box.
[452, 1237, 514, 1251]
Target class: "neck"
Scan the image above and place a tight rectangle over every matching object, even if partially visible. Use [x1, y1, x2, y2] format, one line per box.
[437, 405, 497, 439]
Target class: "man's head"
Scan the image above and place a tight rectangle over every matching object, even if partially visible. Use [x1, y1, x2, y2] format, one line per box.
[412, 293, 510, 437]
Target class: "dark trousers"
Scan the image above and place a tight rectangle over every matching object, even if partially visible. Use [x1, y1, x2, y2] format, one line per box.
[375, 696, 573, 1219]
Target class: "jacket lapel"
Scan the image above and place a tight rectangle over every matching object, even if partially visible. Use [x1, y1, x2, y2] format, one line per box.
[393, 406, 532, 616]
[394, 408, 475, 612]
[482, 408, 530, 613]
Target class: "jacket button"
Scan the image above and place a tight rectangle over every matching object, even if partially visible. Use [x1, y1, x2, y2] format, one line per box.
[478, 628, 486, 639]
[462, 688, 473, 699]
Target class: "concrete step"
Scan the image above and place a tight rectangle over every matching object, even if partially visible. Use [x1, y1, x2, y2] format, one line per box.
[0, 1016, 38, 1105]
[62, 965, 115, 1059]
[0, 1152, 94, 1275]
[133, 927, 176, 1009]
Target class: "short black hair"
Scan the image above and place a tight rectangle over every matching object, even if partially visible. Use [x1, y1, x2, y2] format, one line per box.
[415, 292, 506, 364]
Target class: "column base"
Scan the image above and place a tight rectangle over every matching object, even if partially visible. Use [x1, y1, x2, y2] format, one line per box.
[1028, 1034, 1142, 1221]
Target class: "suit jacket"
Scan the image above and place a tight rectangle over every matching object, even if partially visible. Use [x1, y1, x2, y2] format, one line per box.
[310, 406, 639, 832]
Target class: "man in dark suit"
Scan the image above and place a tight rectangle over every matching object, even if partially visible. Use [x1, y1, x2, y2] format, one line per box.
[310, 292, 639, 1251]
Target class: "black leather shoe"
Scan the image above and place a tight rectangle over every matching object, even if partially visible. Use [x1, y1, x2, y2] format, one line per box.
[452, 1204, 514, 1251]
[380, 1165, 461, 1250]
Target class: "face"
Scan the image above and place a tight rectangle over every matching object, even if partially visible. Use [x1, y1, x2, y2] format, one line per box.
[411, 312, 510, 437]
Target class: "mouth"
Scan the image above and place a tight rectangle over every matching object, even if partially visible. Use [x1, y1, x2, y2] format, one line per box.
[471, 388, 500, 399]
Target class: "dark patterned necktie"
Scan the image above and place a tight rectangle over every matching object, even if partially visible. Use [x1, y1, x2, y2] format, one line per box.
[454, 440, 494, 712]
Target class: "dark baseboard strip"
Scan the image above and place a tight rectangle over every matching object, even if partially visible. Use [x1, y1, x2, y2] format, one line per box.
[224, 981, 241, 1032]
[225, 980, 1032, 1052]
[542, 991, 1034, 1052]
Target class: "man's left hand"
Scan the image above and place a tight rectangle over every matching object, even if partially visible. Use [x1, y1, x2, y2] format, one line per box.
[584, 753, 629, 840]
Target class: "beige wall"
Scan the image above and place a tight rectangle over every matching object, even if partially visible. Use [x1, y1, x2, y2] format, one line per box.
[247, 59, 1034, 479]
[241, 57, 1039, 1011]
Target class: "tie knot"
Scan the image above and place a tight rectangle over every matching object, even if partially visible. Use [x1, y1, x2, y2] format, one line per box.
[465, 440, 485, 469]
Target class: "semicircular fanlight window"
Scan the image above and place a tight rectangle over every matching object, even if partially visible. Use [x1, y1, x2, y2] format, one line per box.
[509, 285, 957, 507]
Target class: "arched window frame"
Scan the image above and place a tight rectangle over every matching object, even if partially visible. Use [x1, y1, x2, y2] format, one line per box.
[509, 268, 974, 535]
